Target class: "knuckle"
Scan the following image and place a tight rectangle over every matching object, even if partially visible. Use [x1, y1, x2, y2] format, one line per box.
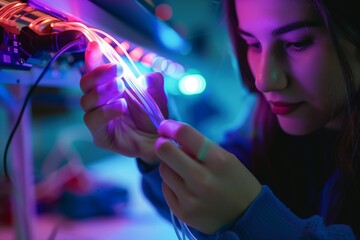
[157, 139, 173, 154]
[83, 113, 92, 127]
[191, 172, 213, 196]
[175, 124, 193, 141]
[79, 74, 89, 93]
[96, 107, 109, 121]
[179, 203, 197, 221]
[93, 139, 106, 149]
[79, 95, 88, 111]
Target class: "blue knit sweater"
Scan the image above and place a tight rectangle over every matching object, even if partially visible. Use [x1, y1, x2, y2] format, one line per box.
[139, 161, 355, 239]
[137, 106, 357, 239]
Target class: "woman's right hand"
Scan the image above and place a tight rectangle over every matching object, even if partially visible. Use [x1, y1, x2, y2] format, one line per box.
[79, 41, 168, 165]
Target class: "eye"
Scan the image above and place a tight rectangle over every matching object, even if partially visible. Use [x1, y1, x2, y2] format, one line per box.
[246, 42, 261, 52]
[285, 38, 313, 51]
[239, 35, 261, 51]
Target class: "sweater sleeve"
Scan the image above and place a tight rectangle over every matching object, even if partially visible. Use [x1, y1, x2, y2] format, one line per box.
[214, 186, 356, 240]
[137, 158, 356, 240]
[136, 158, 172, 221]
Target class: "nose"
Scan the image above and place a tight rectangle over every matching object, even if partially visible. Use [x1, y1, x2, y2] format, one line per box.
[255, 50, 287, 93]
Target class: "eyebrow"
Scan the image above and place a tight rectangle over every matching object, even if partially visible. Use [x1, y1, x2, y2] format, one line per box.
[239, 21, 322, 37]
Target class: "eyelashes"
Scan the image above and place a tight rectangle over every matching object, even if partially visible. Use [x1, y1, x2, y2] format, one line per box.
[285, 38, 313, 51]
[244, 37, 314, 53]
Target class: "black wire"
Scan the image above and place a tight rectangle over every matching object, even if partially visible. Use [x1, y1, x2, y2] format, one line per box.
[47, 222, 61, 240]
[2, 38, 85, 183]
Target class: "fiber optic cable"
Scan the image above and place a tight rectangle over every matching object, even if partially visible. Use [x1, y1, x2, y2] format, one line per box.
[0, 0, 198, 236]
[51, 21, 198, 240]
[52, 21, 165, 128]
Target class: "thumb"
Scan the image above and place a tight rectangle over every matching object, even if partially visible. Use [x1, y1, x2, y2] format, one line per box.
[145, 72, 165, 92]
[84, 41, 104, 72]
[145, 72, 168, 118]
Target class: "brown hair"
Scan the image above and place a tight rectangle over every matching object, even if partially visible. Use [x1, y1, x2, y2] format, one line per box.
[223, 0, 360, 235]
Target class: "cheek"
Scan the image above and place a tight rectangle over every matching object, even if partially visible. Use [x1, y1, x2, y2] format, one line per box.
[294, 48, 347, 105]
[293, 52, 347, 130]
[247, 53, 260, 77]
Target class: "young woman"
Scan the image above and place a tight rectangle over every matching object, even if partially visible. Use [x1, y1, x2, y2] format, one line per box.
[79, 0, 360, 238]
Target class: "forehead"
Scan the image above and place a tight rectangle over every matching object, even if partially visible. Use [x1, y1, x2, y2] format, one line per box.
[235, 0, 319, 31]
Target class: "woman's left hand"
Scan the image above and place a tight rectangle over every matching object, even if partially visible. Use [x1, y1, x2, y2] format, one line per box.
[155, 119, 262, 234]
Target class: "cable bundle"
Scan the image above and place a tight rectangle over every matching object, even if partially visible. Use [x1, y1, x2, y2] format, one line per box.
[51, 22, 198, 240]
[1, 0, 197, 237]
[52, 21, 165, 128]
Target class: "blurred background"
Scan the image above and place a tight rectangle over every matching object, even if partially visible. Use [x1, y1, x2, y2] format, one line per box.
[0, 0, 255, 239]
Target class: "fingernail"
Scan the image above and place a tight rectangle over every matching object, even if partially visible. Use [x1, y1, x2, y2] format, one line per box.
[106, 98, 127, 111]
[116, 78, 125, 92]
[116, 63, 123, 76]
[119, 98, 126, 102]
[119, 98, 127, 111]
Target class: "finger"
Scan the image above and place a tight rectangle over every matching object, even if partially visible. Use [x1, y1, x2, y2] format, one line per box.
[126, 72, 165, 108]
[145, 72, 164, 94]
[85, 41, 104, 72]
[155, 137, 203, 181]
[158, 120, 215, 162]
[159, 162, 185, 197]
[83, 99, 127, 130]
[80, 78, 125, 112]
[162, 182, 180, 215]
[80, 63, 123, 94]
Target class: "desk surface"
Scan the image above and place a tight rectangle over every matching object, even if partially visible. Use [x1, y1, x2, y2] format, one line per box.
[0, 156, 178, 240]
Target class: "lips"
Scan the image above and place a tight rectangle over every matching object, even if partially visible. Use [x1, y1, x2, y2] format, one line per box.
[269, 101, 303, 115]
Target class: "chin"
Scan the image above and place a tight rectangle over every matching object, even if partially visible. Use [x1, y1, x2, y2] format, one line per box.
[278, 118, 320, 136]
[281, 127, 315, 136]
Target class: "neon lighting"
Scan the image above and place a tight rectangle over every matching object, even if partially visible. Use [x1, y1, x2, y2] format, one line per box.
[51, 21, 165, 126]
[115, 41, 130, 55]
[120, 41, 130, 51]
[152, 56, 168, 72]
[129, 47, 143, 62]
[165, 62, 185, 78]
[103, 37, 112, 44]
[179, 73, 206, 95]
[0, 1, 196, 239]
[157, 23, 191, 54]
[155, 3, 172, 21]
[141, 52, 156, 67]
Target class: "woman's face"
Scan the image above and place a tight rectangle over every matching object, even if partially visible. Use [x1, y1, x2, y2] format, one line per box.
[235, 0, 359, 135]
